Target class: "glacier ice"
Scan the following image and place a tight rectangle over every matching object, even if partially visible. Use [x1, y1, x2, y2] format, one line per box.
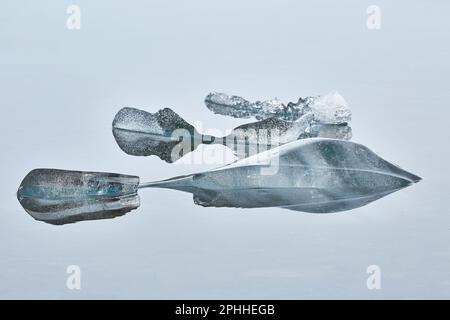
[112, 107, 201, 162]
[142, 138, 420, 213]
[17, 89, 421, 225]
[17, 139, 421, 224]
[112, 106, 352, 162]
[204, 90, 351, 124]
[17, 169, 140, 225]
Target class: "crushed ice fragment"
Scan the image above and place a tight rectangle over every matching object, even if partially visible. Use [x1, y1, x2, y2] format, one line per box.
[205, 90, 351, 124]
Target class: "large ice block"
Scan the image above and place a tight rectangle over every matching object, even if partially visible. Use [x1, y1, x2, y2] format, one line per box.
[142, 138, 421, 213]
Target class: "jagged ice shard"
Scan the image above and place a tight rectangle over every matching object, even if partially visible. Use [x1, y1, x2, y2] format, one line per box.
[17, 139, 421, 224]
[204, 90, 351, 124]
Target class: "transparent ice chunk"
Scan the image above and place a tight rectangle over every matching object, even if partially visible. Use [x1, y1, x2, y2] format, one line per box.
[112, 107, 199, 161]
[17, 169, 140, 225]
[143, 138, 420, 213]
[112, 107, 352, 162]
[17, 139, 421, 224]
[204, 90, 351, 124]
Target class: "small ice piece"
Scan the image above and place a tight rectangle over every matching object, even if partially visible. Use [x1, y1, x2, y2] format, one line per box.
[17, 169, 140, 225]
[204, 90, 351, 124]
[203, 92, 253, 119]
[112, 107, 202, 163]
[308, 91, 351, 124]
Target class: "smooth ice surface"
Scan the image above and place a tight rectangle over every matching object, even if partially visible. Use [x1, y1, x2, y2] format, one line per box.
[17, 169, 140, 225]
[205, 90, 351, 124]
[143, 138, 421, 213]
[112, 107, 352, 162]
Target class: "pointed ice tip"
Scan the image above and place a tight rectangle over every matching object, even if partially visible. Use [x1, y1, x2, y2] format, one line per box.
[394, 164, 421, 184]
[411, 174, 422, 183]
[398, 169, 422, 184]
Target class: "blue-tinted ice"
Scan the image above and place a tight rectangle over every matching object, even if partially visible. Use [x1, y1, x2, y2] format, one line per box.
[17, 169, 140, 225]
[17, 139, 421, 224]
[143, 138, 420, 212]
